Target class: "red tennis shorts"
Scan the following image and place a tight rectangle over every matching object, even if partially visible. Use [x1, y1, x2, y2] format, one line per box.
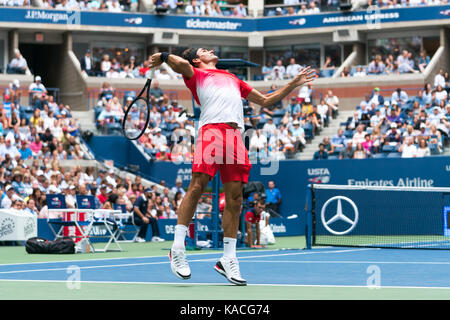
[192, 123, 252, 183]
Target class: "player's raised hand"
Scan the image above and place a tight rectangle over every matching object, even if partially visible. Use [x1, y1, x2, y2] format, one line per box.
[293, 66, 316, 87]
[149, 53, 163, 69]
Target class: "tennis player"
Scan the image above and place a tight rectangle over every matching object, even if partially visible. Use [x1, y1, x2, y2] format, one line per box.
[149, 49, 315, 285]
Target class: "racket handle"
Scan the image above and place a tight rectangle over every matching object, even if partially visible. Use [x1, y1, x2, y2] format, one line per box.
[146, 68, 156, 80]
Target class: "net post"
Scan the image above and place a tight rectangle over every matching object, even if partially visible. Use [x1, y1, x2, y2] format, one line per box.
[305, 184, 314, 250]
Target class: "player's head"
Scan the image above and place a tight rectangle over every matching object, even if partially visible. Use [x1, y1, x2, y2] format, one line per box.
[182, 47, 218, 68]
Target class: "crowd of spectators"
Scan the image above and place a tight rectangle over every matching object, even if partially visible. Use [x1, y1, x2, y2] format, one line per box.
[1, 76, 86, 162]
[0, 0, 247, 16]
[80, 50, 184, 80]
[268, 0, 449, 16]
[342, 49, 444, 78]
[260, 56, 336, 80]
[314, 68, 450, 160]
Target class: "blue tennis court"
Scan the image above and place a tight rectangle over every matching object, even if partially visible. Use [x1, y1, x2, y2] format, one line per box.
[2, 247, 450, 290]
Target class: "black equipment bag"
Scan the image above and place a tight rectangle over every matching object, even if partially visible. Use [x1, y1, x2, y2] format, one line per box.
[26, 237, 75, 254]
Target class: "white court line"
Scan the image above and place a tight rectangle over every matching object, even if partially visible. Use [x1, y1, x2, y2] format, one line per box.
[1, 278, 450, 291]
[0, 248, 305, 267]
[239, 260, 450, 265]
[0, 248, 373, 275]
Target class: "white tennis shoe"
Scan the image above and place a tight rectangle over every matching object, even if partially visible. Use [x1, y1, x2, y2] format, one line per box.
[169, 248, 191, 280]
[214, 257, 247, 286]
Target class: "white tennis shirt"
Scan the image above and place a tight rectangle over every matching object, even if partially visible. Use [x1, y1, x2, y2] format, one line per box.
[183, 68, 253, 132]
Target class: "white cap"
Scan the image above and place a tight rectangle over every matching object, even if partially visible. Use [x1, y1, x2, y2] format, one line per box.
[5, 185, 13, 192]
[36, 170, 44, 176]
[420, 122, 426, 128]
[384, 101, 390, 106]
[390, 123, 397, 128]
[48, 185, 61, 193]
[35, 76, 41, 82]
[305, 97, 310, 103]
[293, 120, 300, 125]
[155, 127, 162, 133]
[109, 168, 114, 174]
[13, 79, 20, 88]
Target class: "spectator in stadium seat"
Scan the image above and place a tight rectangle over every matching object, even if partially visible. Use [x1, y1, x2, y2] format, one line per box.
[353, 143, 367, 159]
[324, 90, 339, 117]
[171, 177, 186, 197]
[322, 56, 336, 72]
[133, 188, 165, 243]
[391, 88, 409, 107]
[261, 61, 273, 81]
[286, 58, 302, 79]
[382, 122, 402, 147]
[150, 80, 164, 99]
[353, 66, 366, 77]
[416, 138, 431, 157]
[290, 120, 306, 151]
[352, 125, 367, 145]
[399, 136, 418, 158]
[0, 185, 14, 209]
[271, 60, 286, 80]
[434, 68, 446, 88]
[185, 0, 202, 15]
[80, 49, 95, 76]
[287, 96, 301, 116]
[367, 55, 385, 75]
[418, 50, 430, 73]
[361, 134, 374, 156]
[369, 87, 384, 107]
[313, 143, 328, 160]
[19, 141, 32, 160]
[29, 76, 47, 97]
[249, 129, 268, 155]
[339, 141, 354, 159]
[435, 85, 448, 104]
[265, 181, 281, 215]
[100, 54, 112, 76]
[6, 49, 28, 75]
[331, 129, 346, 148]
[322, 136, 334, 154]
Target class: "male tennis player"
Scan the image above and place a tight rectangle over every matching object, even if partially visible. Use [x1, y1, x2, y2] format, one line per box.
[149, 49, 315, 285]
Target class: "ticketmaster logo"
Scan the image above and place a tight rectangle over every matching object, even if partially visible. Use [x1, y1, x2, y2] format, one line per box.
[186, 18, 242, 30]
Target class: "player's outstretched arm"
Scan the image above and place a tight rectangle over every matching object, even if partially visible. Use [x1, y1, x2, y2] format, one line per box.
[149, 53, 194, 79]
[246, 66, 315, 107]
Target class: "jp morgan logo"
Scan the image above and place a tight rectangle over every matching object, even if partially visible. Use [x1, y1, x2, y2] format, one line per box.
[307, 168, 330, 184]
[321, 196, 359, 235]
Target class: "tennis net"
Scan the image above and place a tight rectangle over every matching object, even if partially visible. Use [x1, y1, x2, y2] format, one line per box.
[307, 184, 450, 249]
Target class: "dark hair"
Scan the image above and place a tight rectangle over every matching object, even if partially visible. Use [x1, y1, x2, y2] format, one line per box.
[182, 48, 199, 67]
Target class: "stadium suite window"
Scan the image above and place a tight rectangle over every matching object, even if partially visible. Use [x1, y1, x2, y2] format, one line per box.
[92, 42, 145, 68]
[367, 36, 422, 64]
[266, 45, 321, 68]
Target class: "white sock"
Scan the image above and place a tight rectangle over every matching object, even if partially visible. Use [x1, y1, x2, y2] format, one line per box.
[172, 224, 188, 250]
[223, 237, 237, 259]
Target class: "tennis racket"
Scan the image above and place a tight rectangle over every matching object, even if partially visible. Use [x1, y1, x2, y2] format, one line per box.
[122, 68, 155, 140]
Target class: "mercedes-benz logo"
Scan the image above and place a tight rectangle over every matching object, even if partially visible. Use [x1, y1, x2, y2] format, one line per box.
[321, 196, 359, 235]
